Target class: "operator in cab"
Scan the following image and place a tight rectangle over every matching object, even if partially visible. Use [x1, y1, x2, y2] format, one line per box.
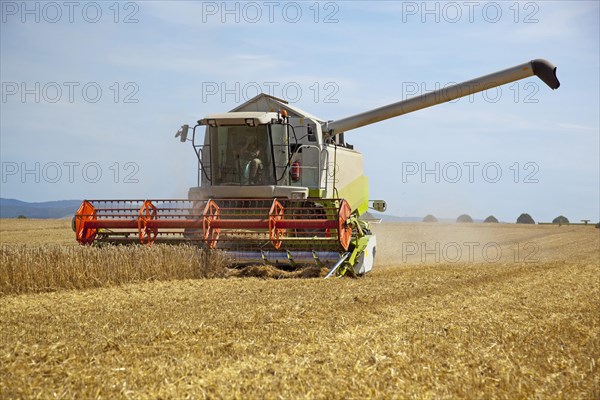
[240, 136, 263, 185]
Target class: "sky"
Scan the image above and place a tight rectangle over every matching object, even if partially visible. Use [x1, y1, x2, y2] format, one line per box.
[1, 0, 599, 223]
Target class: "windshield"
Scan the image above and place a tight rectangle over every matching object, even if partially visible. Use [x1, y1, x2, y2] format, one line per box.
[210, 125, 275, 185]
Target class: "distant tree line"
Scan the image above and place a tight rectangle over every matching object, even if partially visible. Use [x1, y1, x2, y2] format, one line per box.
[420, 213, 598, 225]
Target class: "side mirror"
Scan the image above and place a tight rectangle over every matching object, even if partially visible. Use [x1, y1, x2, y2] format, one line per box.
[371, 200, 387, 213]
[175, 124, 189, 142]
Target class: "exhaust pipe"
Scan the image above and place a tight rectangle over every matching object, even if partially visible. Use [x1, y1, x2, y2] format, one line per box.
[325, 59, 559, 137]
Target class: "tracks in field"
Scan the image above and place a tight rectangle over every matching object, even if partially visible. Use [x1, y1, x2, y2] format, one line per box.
[1, 257, 598, 399]
[355, 261, 568, 319]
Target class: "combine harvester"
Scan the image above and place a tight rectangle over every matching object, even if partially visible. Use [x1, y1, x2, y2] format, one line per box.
[75, 59, 560, 277]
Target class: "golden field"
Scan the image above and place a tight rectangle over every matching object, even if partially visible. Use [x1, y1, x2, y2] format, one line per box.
[0, 218, 598, 399]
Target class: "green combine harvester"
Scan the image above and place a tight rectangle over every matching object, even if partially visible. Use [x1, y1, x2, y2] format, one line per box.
[75, 59, 560, 277]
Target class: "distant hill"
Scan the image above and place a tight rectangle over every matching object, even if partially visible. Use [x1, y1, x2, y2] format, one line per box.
[0, 199, 424, 221]
[0, 198, 81, 219]
[0, 198, 495, 223]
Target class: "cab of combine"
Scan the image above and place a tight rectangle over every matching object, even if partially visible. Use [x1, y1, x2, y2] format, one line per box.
[182, 94, 375, 218]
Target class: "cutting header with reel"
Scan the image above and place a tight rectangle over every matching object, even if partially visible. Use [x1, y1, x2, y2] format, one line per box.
[74, 59, 560, 277]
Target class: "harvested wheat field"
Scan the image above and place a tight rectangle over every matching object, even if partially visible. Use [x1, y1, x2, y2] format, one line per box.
[1, 219, 599, 399]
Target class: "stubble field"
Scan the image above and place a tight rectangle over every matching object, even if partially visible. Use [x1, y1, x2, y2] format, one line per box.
[0, 218, 598, 398]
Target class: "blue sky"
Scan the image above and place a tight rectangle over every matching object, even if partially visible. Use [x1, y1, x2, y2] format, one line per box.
[1, 1, 598, 222]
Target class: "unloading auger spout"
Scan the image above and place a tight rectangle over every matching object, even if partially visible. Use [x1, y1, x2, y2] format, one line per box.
[323, 59, 559, 137]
